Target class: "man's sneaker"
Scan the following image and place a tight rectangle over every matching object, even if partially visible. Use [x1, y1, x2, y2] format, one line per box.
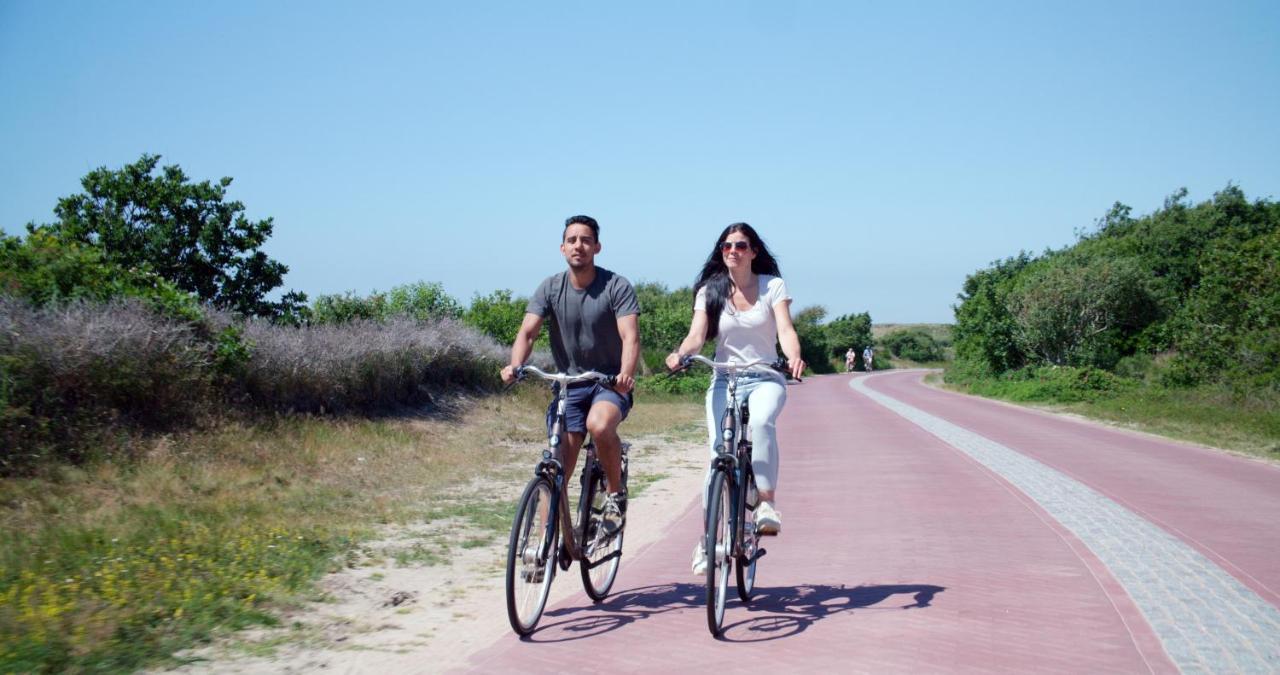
[755, 501, 782, 536]
[691, 541, 707, 576]
[601, 491, 626, 537]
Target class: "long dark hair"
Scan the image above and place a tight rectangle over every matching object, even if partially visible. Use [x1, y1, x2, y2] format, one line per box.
[692, 223, 782, 342]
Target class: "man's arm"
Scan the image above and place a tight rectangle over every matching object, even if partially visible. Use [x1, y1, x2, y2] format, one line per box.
[501, 312, 544, 384]
[614, 313, 639, 394]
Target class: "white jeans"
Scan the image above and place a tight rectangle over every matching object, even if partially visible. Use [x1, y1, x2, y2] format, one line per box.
[704, 371, 787, 500]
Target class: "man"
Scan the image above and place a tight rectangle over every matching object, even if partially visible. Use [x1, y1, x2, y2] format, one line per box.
[501, 215, 640, 534]
[863, 345, 874, 372]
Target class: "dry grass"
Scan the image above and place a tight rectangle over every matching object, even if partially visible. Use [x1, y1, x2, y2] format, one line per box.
[0, 385, 703, 672]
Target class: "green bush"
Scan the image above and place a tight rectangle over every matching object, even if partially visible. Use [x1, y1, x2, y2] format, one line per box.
[0, 228, 203, 324]
[463, 289, 527, 345]
[882, 329, 944, 362]
[635, 371, 710, 397]
[952, 185, 1279, 392]
[311, 281, 462, 326]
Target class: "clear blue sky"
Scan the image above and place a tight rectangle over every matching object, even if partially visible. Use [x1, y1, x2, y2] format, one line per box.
[2, 1, 1277, 324]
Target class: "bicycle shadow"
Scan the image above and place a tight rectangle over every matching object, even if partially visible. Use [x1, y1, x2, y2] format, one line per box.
[523, 582, 944, 643]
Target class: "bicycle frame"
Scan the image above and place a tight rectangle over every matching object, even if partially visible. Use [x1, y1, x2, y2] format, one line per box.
[522, 367, 622, 572]
[684, 356, 781, 566]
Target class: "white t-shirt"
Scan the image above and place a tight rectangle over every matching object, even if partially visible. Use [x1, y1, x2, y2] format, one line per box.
[694, 275, 792, 365]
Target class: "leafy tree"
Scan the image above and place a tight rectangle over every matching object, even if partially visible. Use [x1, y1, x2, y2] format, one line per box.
[385, 281, 462, 321]
[792, 305, 832, 373]
[0, 226, 201, 323]
[952, 252, 1033, 375]
[464, 289, 527, 345]
[824, 312, 873, 358]
[882, 329, 944, 362]
[43, 154, 305, 318]
[1007, 255, 1159, 369]
[310, 281, 462, 325]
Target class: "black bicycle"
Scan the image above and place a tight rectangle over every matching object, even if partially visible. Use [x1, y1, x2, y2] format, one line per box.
[679, 354, 791, 636]
[504, 365, 629, 636]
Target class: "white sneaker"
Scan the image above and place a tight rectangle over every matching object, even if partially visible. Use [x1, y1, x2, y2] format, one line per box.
[691, 541, 707, 576]
[755, 501, 782, 535]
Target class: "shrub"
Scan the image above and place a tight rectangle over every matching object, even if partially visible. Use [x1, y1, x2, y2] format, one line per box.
[463, 289, 527, 345]
[311, 281, 464, 327]
[0, 297, 216, 473]
[235, 316, 506, 413]
[0, 228, 203, 324]
[882, 329, 944, 362]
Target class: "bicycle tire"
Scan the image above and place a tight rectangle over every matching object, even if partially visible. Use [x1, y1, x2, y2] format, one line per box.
[579, 461, 623, 601]
[705, 469, 732, 636]
[505, 476, 557, 636]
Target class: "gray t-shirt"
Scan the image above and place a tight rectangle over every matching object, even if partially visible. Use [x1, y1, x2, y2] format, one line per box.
[526, 267, 640, 375]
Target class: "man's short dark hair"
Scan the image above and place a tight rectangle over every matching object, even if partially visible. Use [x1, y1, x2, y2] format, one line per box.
[564, 215, 599, 240]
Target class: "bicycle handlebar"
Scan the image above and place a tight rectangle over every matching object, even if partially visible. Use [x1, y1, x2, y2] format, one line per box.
[515, 365, 618, 387]
[679, 354, 791, 377]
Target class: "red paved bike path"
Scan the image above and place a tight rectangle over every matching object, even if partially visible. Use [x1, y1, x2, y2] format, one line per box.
[868, 370, 1280, 606]
[460, 371, 1277, 672]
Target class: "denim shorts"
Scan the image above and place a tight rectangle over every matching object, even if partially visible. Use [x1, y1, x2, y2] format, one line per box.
[546, 382, 633, 434]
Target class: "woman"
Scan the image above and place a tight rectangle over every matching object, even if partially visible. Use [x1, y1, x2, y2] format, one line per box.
[665, 223, 806, 575]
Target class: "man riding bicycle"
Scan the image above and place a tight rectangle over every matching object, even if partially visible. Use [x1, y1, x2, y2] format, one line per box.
[500, 215, 640, 537]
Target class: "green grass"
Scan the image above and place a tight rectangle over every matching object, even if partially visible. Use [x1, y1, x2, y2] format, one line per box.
[944, 367, 1280, 459]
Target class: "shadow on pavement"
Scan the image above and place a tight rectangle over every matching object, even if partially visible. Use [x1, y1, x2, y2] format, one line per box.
[720, 583, 945, 642]
[524, 582, 944, 643]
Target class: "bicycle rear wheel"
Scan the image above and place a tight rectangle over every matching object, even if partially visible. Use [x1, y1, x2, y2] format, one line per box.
[505, 476, 557, 636]
[579, 461, 623, 601]
[705, 470, 732, 636]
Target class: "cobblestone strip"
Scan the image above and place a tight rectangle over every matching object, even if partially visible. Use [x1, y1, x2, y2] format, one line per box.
[851, 376, 1280, 673]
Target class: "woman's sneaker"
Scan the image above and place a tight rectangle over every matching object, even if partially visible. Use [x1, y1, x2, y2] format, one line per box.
[691, 541, 707, 576]
[755, 501, 782, 535]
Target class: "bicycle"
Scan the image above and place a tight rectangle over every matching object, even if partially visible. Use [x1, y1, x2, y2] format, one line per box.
[504, 365, 629, 636]
[678, 354, 791, 637]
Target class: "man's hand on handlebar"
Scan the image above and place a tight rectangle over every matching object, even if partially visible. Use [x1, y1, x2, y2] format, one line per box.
[500, 364, 520, 385]
[613, 373, 635, 394]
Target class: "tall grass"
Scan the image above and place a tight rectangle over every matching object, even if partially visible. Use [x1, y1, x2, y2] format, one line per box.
[1, 298, 510, 474]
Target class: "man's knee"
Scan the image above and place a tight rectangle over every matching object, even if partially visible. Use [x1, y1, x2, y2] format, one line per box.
[586, 405, 622, 438]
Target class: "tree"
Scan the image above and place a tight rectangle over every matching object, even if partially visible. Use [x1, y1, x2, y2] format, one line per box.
[824, 312, 873, 358]
[792, 305, 832, 373]
[44, 154, 305, 319]
[464, 289, 527, 345]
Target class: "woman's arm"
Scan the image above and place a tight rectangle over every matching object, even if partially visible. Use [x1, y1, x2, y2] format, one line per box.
[772, 300, 807, 379]
[665, 309, 710, 371]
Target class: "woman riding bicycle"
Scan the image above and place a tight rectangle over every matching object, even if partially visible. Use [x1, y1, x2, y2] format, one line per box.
[665, 223, 805, 574]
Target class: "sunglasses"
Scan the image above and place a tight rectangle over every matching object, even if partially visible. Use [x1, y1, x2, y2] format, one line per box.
[719, 241, 751, 252]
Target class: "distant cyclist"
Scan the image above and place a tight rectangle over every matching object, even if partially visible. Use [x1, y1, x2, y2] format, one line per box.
[863, 345, 874, 372]
[666, 222, 805, 574]
[845, 347, 857, 372]
[500, 215, 640, 536]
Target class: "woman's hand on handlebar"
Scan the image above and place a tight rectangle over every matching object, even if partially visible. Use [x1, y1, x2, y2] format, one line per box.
[788, 357, 806, 381]
[664, 352, 685, 372]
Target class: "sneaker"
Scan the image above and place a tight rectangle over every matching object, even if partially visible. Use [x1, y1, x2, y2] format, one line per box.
[601, 492, 626, 537]
[691, 541, 707, 576]
[755, 501, 782, 536]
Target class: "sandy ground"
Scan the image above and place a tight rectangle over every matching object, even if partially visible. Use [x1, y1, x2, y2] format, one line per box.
[163, 430, 708, 674]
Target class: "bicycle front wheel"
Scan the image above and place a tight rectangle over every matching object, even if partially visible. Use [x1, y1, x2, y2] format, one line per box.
[579, 461, 623, 601]
[505, 476, 557, 636]
[705, 470, 732, 636]
[736, 471, 758, 602]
